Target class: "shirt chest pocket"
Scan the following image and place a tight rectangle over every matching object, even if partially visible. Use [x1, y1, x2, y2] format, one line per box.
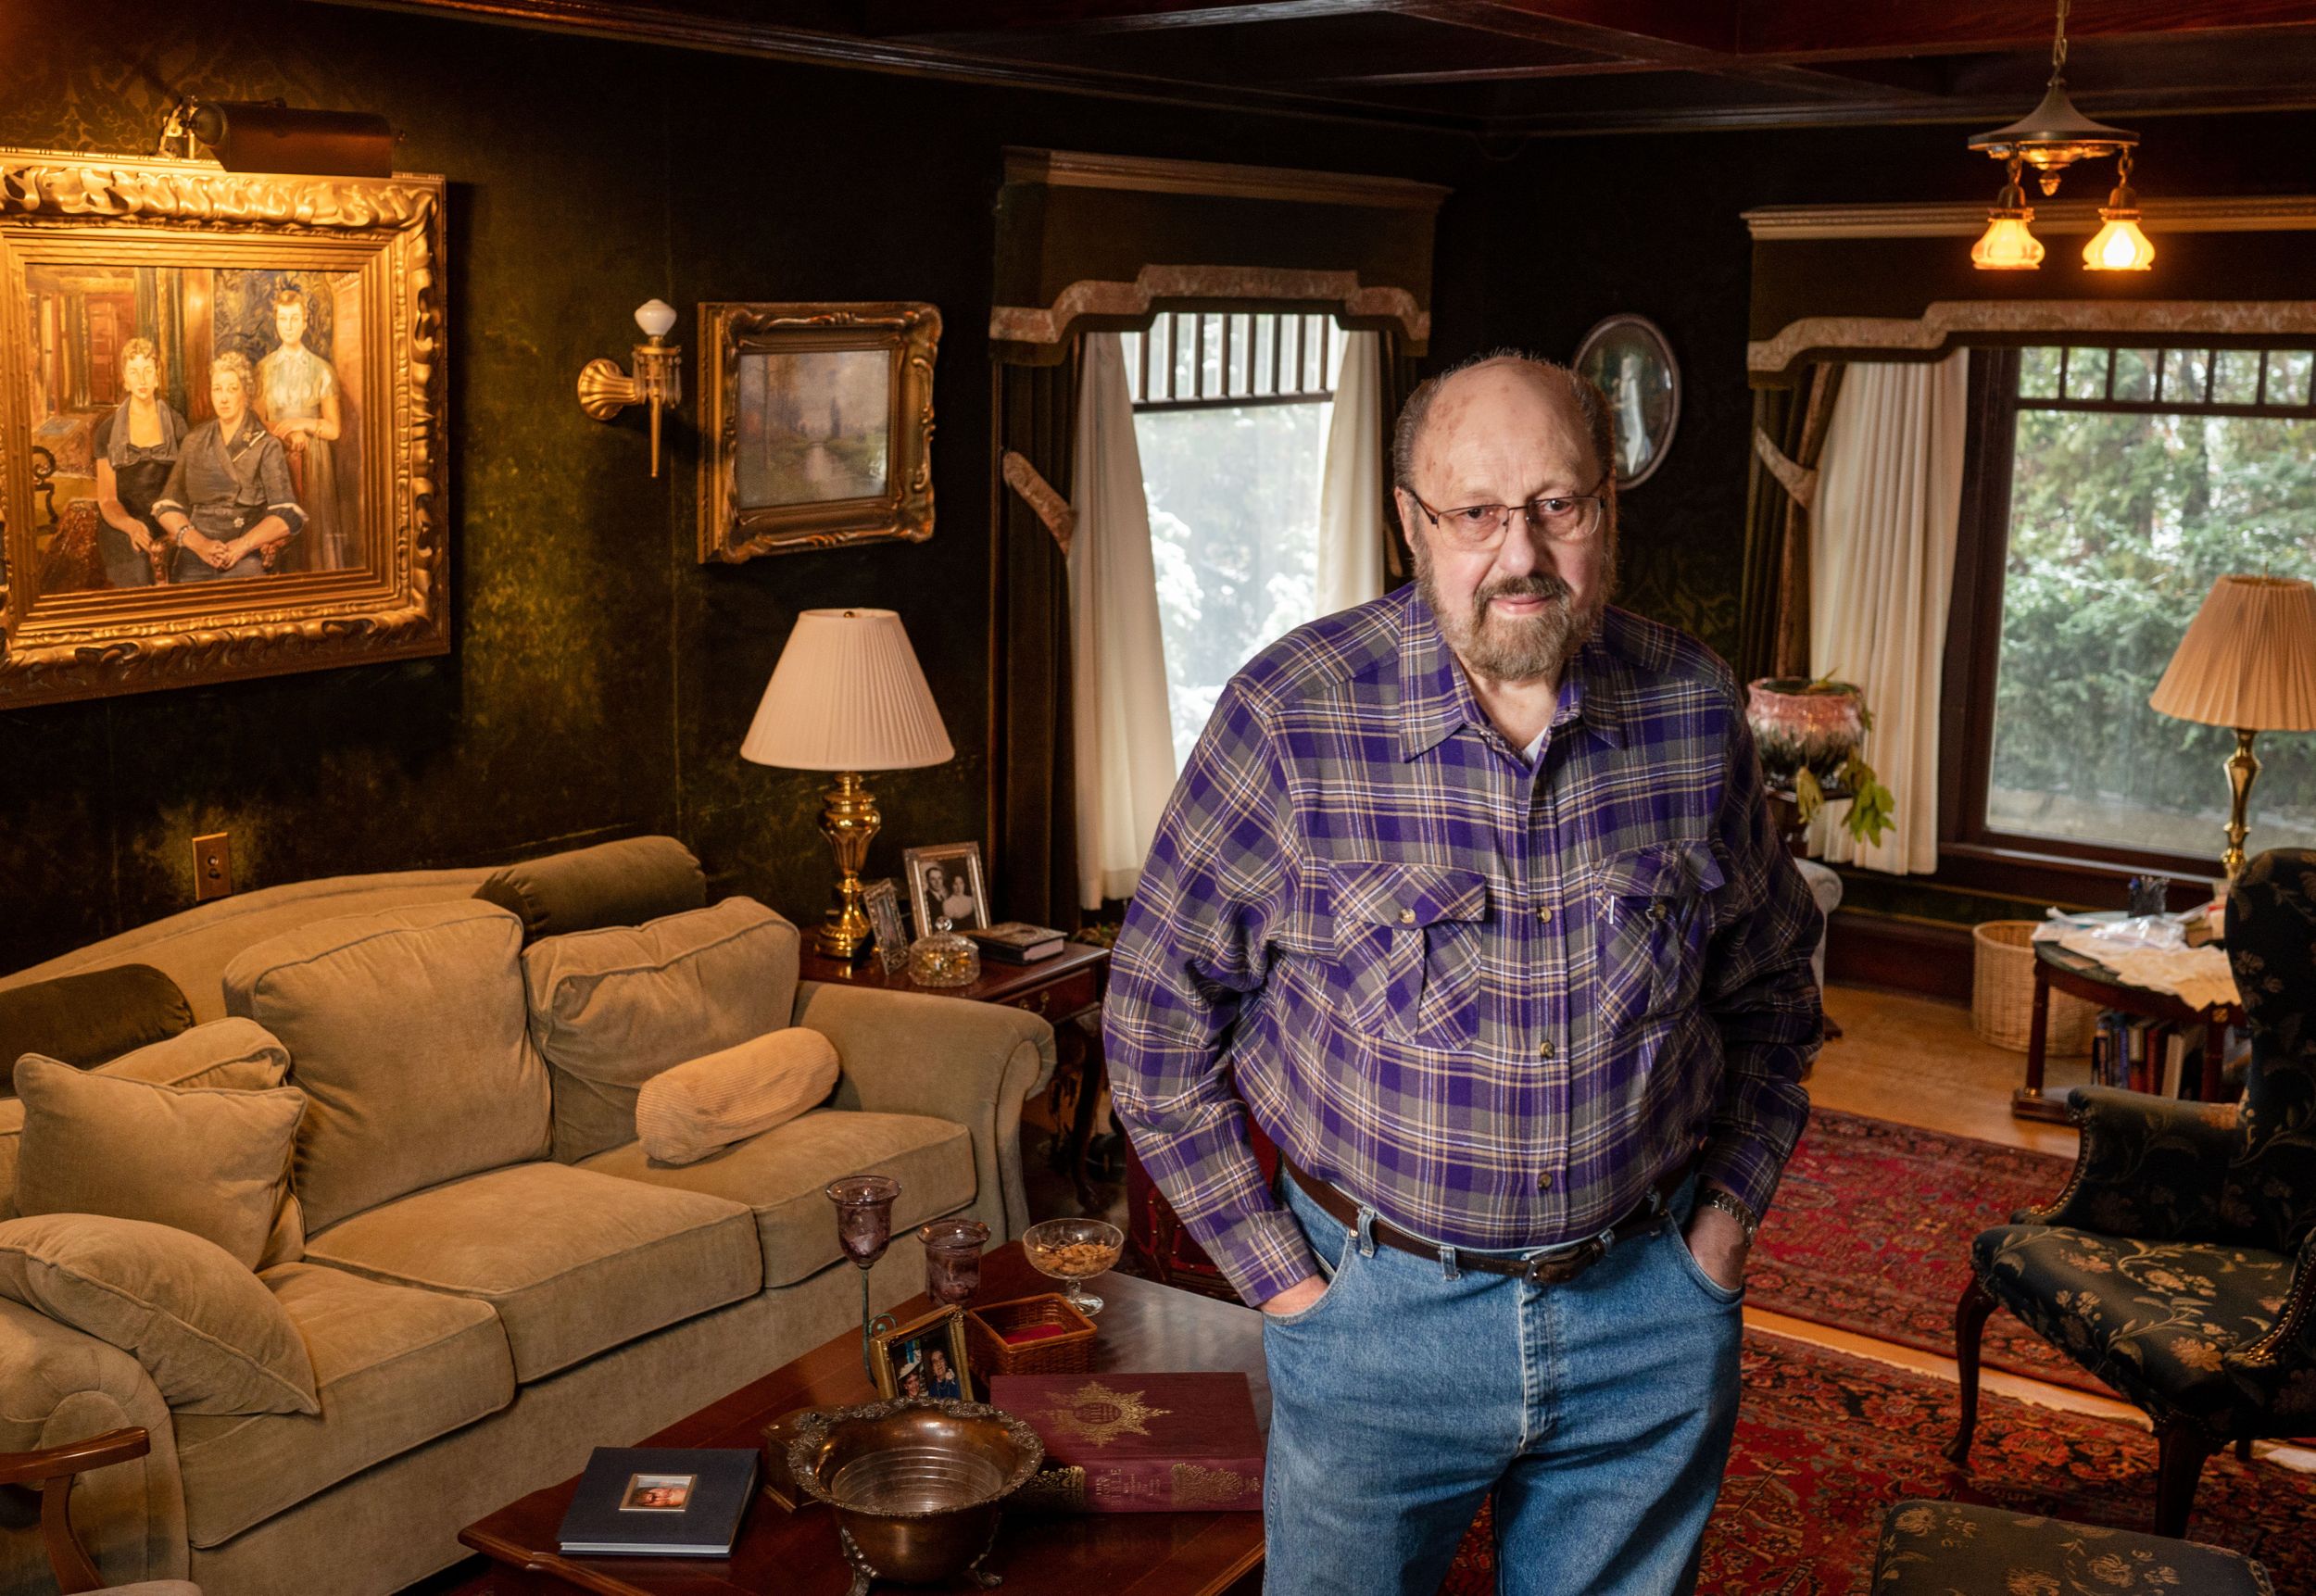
[1326, 860, 1489, 1050]
[1592, 842, 1725, 1031]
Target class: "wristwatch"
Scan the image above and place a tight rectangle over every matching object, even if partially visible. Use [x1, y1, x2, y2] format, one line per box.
[1698, 1187, 1759, 1244]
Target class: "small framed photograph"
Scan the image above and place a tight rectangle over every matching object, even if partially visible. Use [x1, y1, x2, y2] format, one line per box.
[862, 877, 911, 974]
[872, 1306, 975, 1401]
[902, 843, 988, 934]
[619, 1473, 697, 1513]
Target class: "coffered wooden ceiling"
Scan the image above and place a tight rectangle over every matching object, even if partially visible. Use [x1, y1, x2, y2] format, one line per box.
[332, 0, 2316, 133]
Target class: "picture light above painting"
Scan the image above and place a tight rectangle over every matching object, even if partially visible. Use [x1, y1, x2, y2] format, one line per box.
[0, 150, 448, 709]
[697, 301, 939, 563]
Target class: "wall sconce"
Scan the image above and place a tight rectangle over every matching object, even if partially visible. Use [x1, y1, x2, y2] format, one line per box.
[157, 95, 394, 178]
[577, 300, 684, 478]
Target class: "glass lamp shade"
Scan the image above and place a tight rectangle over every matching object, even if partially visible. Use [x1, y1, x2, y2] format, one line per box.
[741, 609, 953, 773]
[634, 298, 678, 338]
[2083, 213, 2155, 271]
[1971, 211, 2045, 271]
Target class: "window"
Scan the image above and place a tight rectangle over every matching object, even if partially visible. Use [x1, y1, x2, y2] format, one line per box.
[1123, 312, 1337, 768]
[1953, 344, 2316, 874]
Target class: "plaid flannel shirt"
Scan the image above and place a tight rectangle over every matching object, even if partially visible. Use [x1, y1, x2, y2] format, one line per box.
[1105, 588, 1822, 1308]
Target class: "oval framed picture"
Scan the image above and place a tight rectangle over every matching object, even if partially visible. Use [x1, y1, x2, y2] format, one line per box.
[1573, 315, 1680, 488]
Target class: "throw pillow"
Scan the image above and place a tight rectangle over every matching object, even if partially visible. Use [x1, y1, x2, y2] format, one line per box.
[0, 964, 194, 1089]
[223, 899, 551, 1234]
[522, 897, 800, 1162]
[0, 1213, 319, 1415]
[475, 836, 708, 946]
[12, 1055, 307, 1272]
[636, 1027, 840, 1166]
[0, 1018, 292, 1231]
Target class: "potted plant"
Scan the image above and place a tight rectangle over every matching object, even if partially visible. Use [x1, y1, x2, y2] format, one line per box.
[1744, 674, 1896, 847]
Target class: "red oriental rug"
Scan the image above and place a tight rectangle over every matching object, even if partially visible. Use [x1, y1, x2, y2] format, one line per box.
[1746, 1108, 2106, 1396]
[1441, 1329, 2316, 1595]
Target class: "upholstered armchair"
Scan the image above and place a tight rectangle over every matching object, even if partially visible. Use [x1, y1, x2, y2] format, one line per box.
[1950, 848, 2316, 1537]
[0, 1428, 199, 1595]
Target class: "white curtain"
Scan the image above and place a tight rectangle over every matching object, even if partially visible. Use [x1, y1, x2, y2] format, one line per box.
[1807, 352, 1970, 873]
[1070, 333, 1177, 910]
[1315, 330, 1387, 615]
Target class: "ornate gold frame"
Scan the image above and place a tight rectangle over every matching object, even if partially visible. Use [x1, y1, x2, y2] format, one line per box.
[0, 150, 447, 708]
[697, 301, 938, 562]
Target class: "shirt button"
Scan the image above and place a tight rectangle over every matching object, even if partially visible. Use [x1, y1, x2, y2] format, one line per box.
[1398, 909, 1416, 925]
[1537, 1172, 1554, 1192]
[1537, 1039, 1555, 1059]
[1535, 906, 1554, 924]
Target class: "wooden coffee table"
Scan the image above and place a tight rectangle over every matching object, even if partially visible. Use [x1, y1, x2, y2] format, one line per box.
[459, 1243, 1267, 1595]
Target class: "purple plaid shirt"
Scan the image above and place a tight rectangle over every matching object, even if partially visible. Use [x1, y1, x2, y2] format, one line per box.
[1105, 588, 1821, 1307]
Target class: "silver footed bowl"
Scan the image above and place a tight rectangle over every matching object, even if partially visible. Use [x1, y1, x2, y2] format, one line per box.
[787, 1397, 1044, 1593]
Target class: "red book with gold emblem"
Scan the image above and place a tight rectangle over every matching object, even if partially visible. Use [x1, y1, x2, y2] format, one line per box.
[987, 1371, 1264, 1514]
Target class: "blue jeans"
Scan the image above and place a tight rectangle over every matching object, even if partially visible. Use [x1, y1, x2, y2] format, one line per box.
[1261, 1172, 1742, 1596]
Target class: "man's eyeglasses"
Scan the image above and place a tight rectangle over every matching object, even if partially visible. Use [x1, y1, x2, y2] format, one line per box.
[1404, 471, 1611, 553]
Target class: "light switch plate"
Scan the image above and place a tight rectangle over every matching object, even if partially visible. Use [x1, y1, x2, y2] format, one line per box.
[192, 833, 234, 902]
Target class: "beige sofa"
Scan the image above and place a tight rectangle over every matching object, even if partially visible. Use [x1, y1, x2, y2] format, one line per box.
[0, 842, 1053, 1596]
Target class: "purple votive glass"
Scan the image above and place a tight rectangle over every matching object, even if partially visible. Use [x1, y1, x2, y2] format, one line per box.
[920, 1217, 991, 1306]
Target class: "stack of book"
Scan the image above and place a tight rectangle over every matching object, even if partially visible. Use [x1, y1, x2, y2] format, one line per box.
[2091, 1012, 2196, 1100]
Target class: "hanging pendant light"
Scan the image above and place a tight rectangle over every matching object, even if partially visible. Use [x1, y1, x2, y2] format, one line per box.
[2083, 151, 2156, 271]
[1968, 0, 2138, 196]
[1973, 157, 2046, 271]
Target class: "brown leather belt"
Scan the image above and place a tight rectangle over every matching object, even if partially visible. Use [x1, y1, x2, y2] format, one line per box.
[1283, 1156, 1691, 1287]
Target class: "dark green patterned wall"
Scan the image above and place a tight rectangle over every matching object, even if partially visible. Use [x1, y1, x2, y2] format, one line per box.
[0, 0, 1482, 974]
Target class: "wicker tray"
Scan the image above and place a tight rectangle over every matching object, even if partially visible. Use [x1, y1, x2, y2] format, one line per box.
[964, 1293, 1097, 1378]
[1971, 920, 2097, 1056]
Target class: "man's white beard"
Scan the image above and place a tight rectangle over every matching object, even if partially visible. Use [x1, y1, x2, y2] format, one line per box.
[1416, 560, 1609, 683]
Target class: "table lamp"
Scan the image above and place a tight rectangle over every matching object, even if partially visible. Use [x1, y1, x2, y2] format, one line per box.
[742, 609, 954, 959]
[2147, 574, 2316, 879]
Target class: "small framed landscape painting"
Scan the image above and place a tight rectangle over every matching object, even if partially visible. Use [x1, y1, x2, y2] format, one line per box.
[697, 301, 939, 563]
[0, 149, 448, 707]
[1572, 313, 1680, 489]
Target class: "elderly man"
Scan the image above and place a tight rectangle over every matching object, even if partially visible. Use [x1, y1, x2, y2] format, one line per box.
[1105, 352, 1820, 1594]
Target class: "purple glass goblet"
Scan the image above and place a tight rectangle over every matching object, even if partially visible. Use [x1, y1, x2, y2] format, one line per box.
[826, 1174, 902, 1382]
[826, 1174, 901, 1267]
[919, 1217, 990, 1307]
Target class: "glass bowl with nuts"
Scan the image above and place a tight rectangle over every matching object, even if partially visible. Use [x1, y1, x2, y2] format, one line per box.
[1020, 1218, 1125, 1316]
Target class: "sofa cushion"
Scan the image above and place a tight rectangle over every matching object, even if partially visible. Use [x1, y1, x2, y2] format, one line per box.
[580, 1109, 975, 1288]
[475, 835, 708, 945]
[522, 899, 799, 1163]
[174, 1262, 516, 1548]
[636, 1027, 839, 1166]
[224, 900, 551, 1233]
[0, 963, 193, 1087]
[304, 1162, 762, 1380]
[13, 1055, 306, 1271]
[0, 1213, 318, 1414]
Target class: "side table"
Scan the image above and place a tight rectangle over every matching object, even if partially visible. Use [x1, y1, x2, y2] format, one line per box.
[799, 942, 1112, 1210]
[2014, 938, 2243, 1123]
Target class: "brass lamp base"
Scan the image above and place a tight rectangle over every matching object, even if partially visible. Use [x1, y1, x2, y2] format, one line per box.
[816, 771, 879, 961]
[2220, 726, 2261, 881]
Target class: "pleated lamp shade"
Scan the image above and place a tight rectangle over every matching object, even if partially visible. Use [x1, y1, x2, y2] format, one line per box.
[2147, 575, 2316, 732]
[741, 609, 954, 772]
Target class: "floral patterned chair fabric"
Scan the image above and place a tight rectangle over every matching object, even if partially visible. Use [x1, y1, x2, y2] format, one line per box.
[1952, 849, 2316, 1538]
[1870, 1500, 2273, 1596]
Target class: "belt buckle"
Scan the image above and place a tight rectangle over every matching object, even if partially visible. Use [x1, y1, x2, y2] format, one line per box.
[1522, 1238, 1602, 1286]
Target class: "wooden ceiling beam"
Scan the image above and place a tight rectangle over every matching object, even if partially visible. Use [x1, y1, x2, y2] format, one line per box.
[1734, 0, 2316, 61]
[862, 0, 1378, 38]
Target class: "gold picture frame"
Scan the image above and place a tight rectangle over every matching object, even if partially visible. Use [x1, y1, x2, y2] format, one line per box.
[0, 150, 448, 708]
[872, 1305, 975, 1401]
[696, 301, 938, 563]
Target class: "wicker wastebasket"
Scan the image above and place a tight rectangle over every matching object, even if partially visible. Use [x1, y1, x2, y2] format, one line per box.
[1971, 920, 2097, 1055]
